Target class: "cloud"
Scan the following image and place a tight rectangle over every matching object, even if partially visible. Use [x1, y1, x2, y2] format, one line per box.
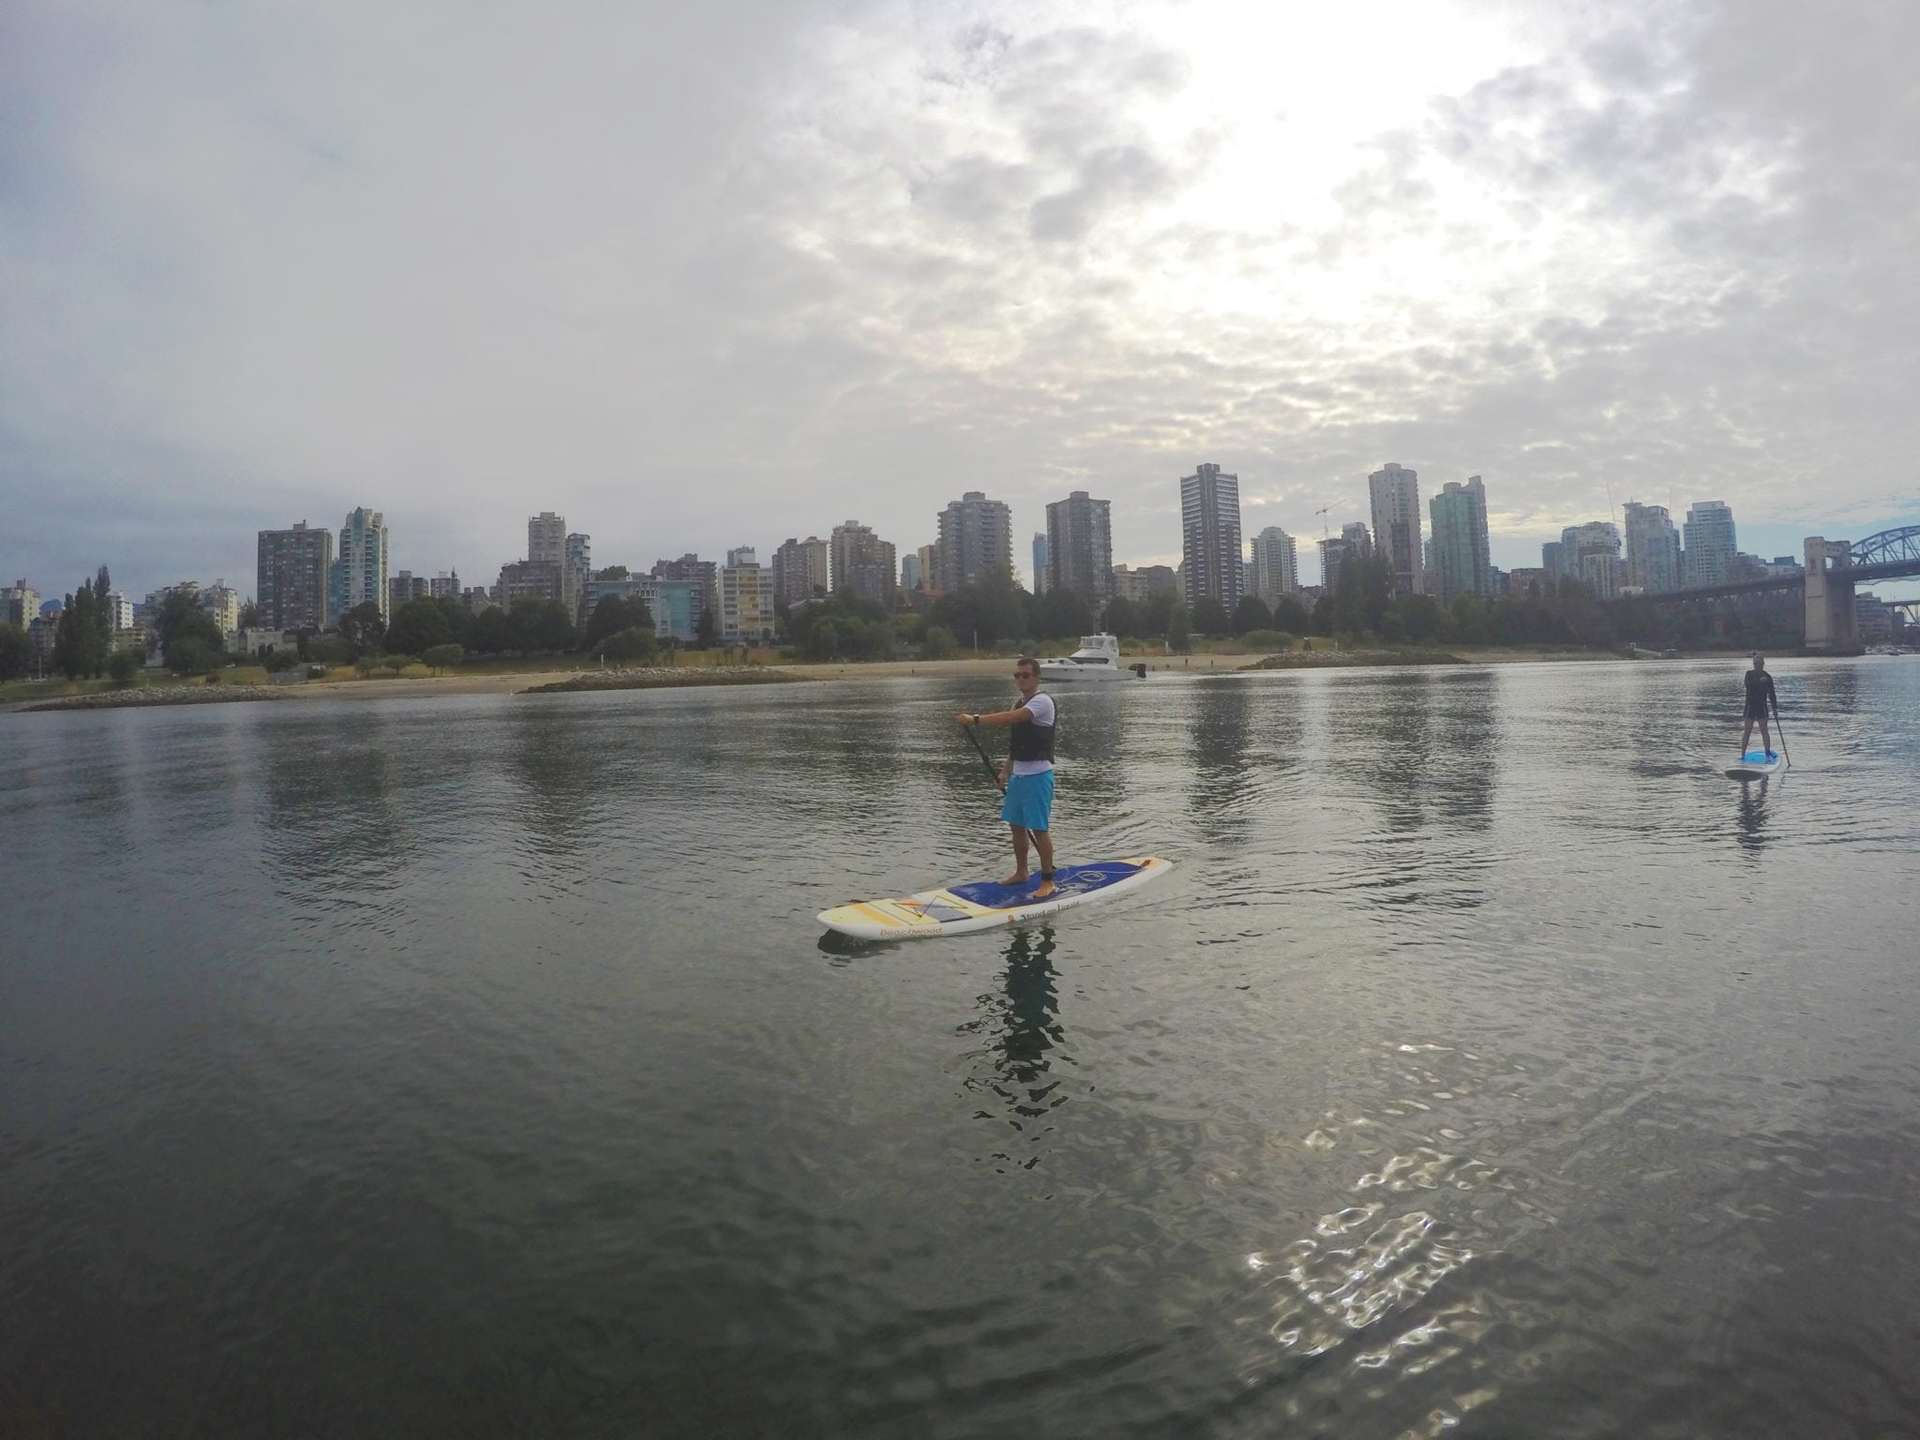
[2, 0, 1916, 598]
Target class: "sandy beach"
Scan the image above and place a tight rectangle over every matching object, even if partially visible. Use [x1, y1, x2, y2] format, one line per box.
[4, 645, 1637, 713]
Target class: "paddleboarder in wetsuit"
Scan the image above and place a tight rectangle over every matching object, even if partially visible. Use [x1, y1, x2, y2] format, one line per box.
[957, 657, 1058, 899]
[1739, 653, 1779, 760]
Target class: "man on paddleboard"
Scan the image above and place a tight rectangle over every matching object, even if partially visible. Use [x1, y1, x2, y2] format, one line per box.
[1740, 652, 1779, 760]
[957, 657, 1058, 899]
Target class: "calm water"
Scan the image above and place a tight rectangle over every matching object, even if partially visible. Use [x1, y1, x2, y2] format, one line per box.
[4, 659, 1919, 1438]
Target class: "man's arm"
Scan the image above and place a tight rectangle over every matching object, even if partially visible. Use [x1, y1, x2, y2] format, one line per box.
[955, 704, 1033, 728]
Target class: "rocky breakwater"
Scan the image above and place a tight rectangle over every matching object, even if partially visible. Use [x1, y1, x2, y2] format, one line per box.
[20, 685, 289, 713]
[520, 666, 814, 695]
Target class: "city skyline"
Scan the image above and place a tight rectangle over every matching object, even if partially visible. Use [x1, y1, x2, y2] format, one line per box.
[12, 474, 1909, 619]
[6, 1, 1917, 604]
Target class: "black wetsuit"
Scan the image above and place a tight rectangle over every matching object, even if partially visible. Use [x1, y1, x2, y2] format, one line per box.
[1744, 669, 1777, 720]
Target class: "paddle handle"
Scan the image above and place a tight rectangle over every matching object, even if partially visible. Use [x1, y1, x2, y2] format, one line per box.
[963, 719, 1005, 792]
[1771, 694, 1790, 765]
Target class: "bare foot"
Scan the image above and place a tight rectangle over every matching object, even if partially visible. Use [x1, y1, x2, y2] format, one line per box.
[1031, 880, 1057, 899]
[1002, 872, 1029, 886]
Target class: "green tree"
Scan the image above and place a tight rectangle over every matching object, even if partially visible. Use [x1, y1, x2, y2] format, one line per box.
[55, 580, 111, 679]
[583, 595, 653, 651]
[385, 598, 451, 656]
[238, 599, 259, 628]
[1102, 595, 1139, 637]
[94, 565, 113, 655]
[262, 649, 300, 674]
[695, 604, 718, 648]
[469, 607, 510, 654]
[383, 654, 418, 676]
[1190, 597, 1230, 636]
[153, 588, 218, 658]
[1167, 599, 1191, 651]
[306, 635, 351, 665]
[593, 627, 656, 663]
[922, 624, 957, 659]
[1231, 595, 1272, 634]
[801, 619, 842, 661]
[107, 650, 140, 685]
[422, 643, 464, 672]
[1034, 587, 1094, 642]
[927, 566, 1028, 649]
[505, 597, 574, 652]
[168, 635, 216, 675]
[337, 602, 386, 659]
[1139, 590, 1176, 638]
[1270, 596, 1312, 635]
[0, 622, 29, 681]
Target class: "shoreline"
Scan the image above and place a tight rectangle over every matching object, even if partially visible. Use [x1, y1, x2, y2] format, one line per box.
[1, 646, 1795, 715]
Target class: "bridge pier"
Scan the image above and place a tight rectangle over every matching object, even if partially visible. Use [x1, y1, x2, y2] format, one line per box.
[1804, 537, 1861, 654]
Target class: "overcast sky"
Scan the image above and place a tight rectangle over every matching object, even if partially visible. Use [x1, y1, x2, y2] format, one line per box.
[4, 0, 1917, 600]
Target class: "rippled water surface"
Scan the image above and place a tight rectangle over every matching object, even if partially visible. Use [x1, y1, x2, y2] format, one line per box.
[5, 658, 1919, 1438]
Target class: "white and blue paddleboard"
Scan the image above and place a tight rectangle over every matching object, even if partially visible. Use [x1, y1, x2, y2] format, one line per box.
[1725, 749, 1786, 780]
[818, 856, 1173, 941]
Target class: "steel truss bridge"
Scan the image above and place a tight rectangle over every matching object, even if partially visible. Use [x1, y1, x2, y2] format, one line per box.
[1629, 525, 1920, 653]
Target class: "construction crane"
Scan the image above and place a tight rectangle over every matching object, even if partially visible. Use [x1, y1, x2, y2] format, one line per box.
[1315, 505, 1332, 541]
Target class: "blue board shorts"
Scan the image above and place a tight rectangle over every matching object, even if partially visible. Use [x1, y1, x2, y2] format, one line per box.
[1001, 770, 1054, 831]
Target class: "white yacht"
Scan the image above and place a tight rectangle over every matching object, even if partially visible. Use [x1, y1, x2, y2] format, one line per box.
[1038, 634, 1147, 681]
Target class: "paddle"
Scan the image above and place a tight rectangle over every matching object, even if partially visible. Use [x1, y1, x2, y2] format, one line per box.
[962, 717, 1005, 792]
[1772, 694, 1791, 768]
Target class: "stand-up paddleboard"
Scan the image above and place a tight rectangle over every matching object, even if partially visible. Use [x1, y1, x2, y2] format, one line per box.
[1725, 749, 1786, 780]
[818, 857, 1173, 941]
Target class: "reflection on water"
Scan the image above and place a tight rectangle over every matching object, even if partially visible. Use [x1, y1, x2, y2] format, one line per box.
[959, 928, 1069, 1173]
[4, 658, 1920, 1439]
[1735, 773, 1774, 856]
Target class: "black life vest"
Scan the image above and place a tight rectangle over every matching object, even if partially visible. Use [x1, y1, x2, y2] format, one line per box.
[1008, 693, 1056, 763]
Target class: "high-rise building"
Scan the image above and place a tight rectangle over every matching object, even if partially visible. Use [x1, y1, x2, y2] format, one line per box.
[497, 561, 563, 606]
[1179, 463, 1244, 610]
[1578, 549, 1627, 600]
[256, 521, 333, 633]
[429, 570, 460, 600]
[916, 544, 939, 596]
[1506, 566, 1552, 598]
[565, 534, 591, 618]
[1319, 536, 1358, 594]
[1341, 521, 1373, 558]
[1622, 502, 1682, 593]
[1368, 463, 1423, 596]
[1428, 476, 1491, 602]
[830, 520, 897, 606]
[1682, 500, 1737, 588]
[900, 553, 922, 592]
[388, 571, 431, 612]
[585, 571, 657, 624]
[652, 554, 718, 629]
[1109, 564, 1179, 602]
[103, 591, 134, 630]
[1031, 533, 1050, 596]
[719, 552, 774, 643]
[1557, 521, 1622, 596]
[770, 537, 830, 605]
[4, 579, 39, 628]
[652, 579, 701, 642]
[1046, 490, 1113, 603]
[199, 581, 242, 636]
[528, 512, 566, 570]
[1248, 526, 1299, 601]
[936, 491, 1013, 592]
[1541, 540, 1566, 577]
[336, 507, 390, 623]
